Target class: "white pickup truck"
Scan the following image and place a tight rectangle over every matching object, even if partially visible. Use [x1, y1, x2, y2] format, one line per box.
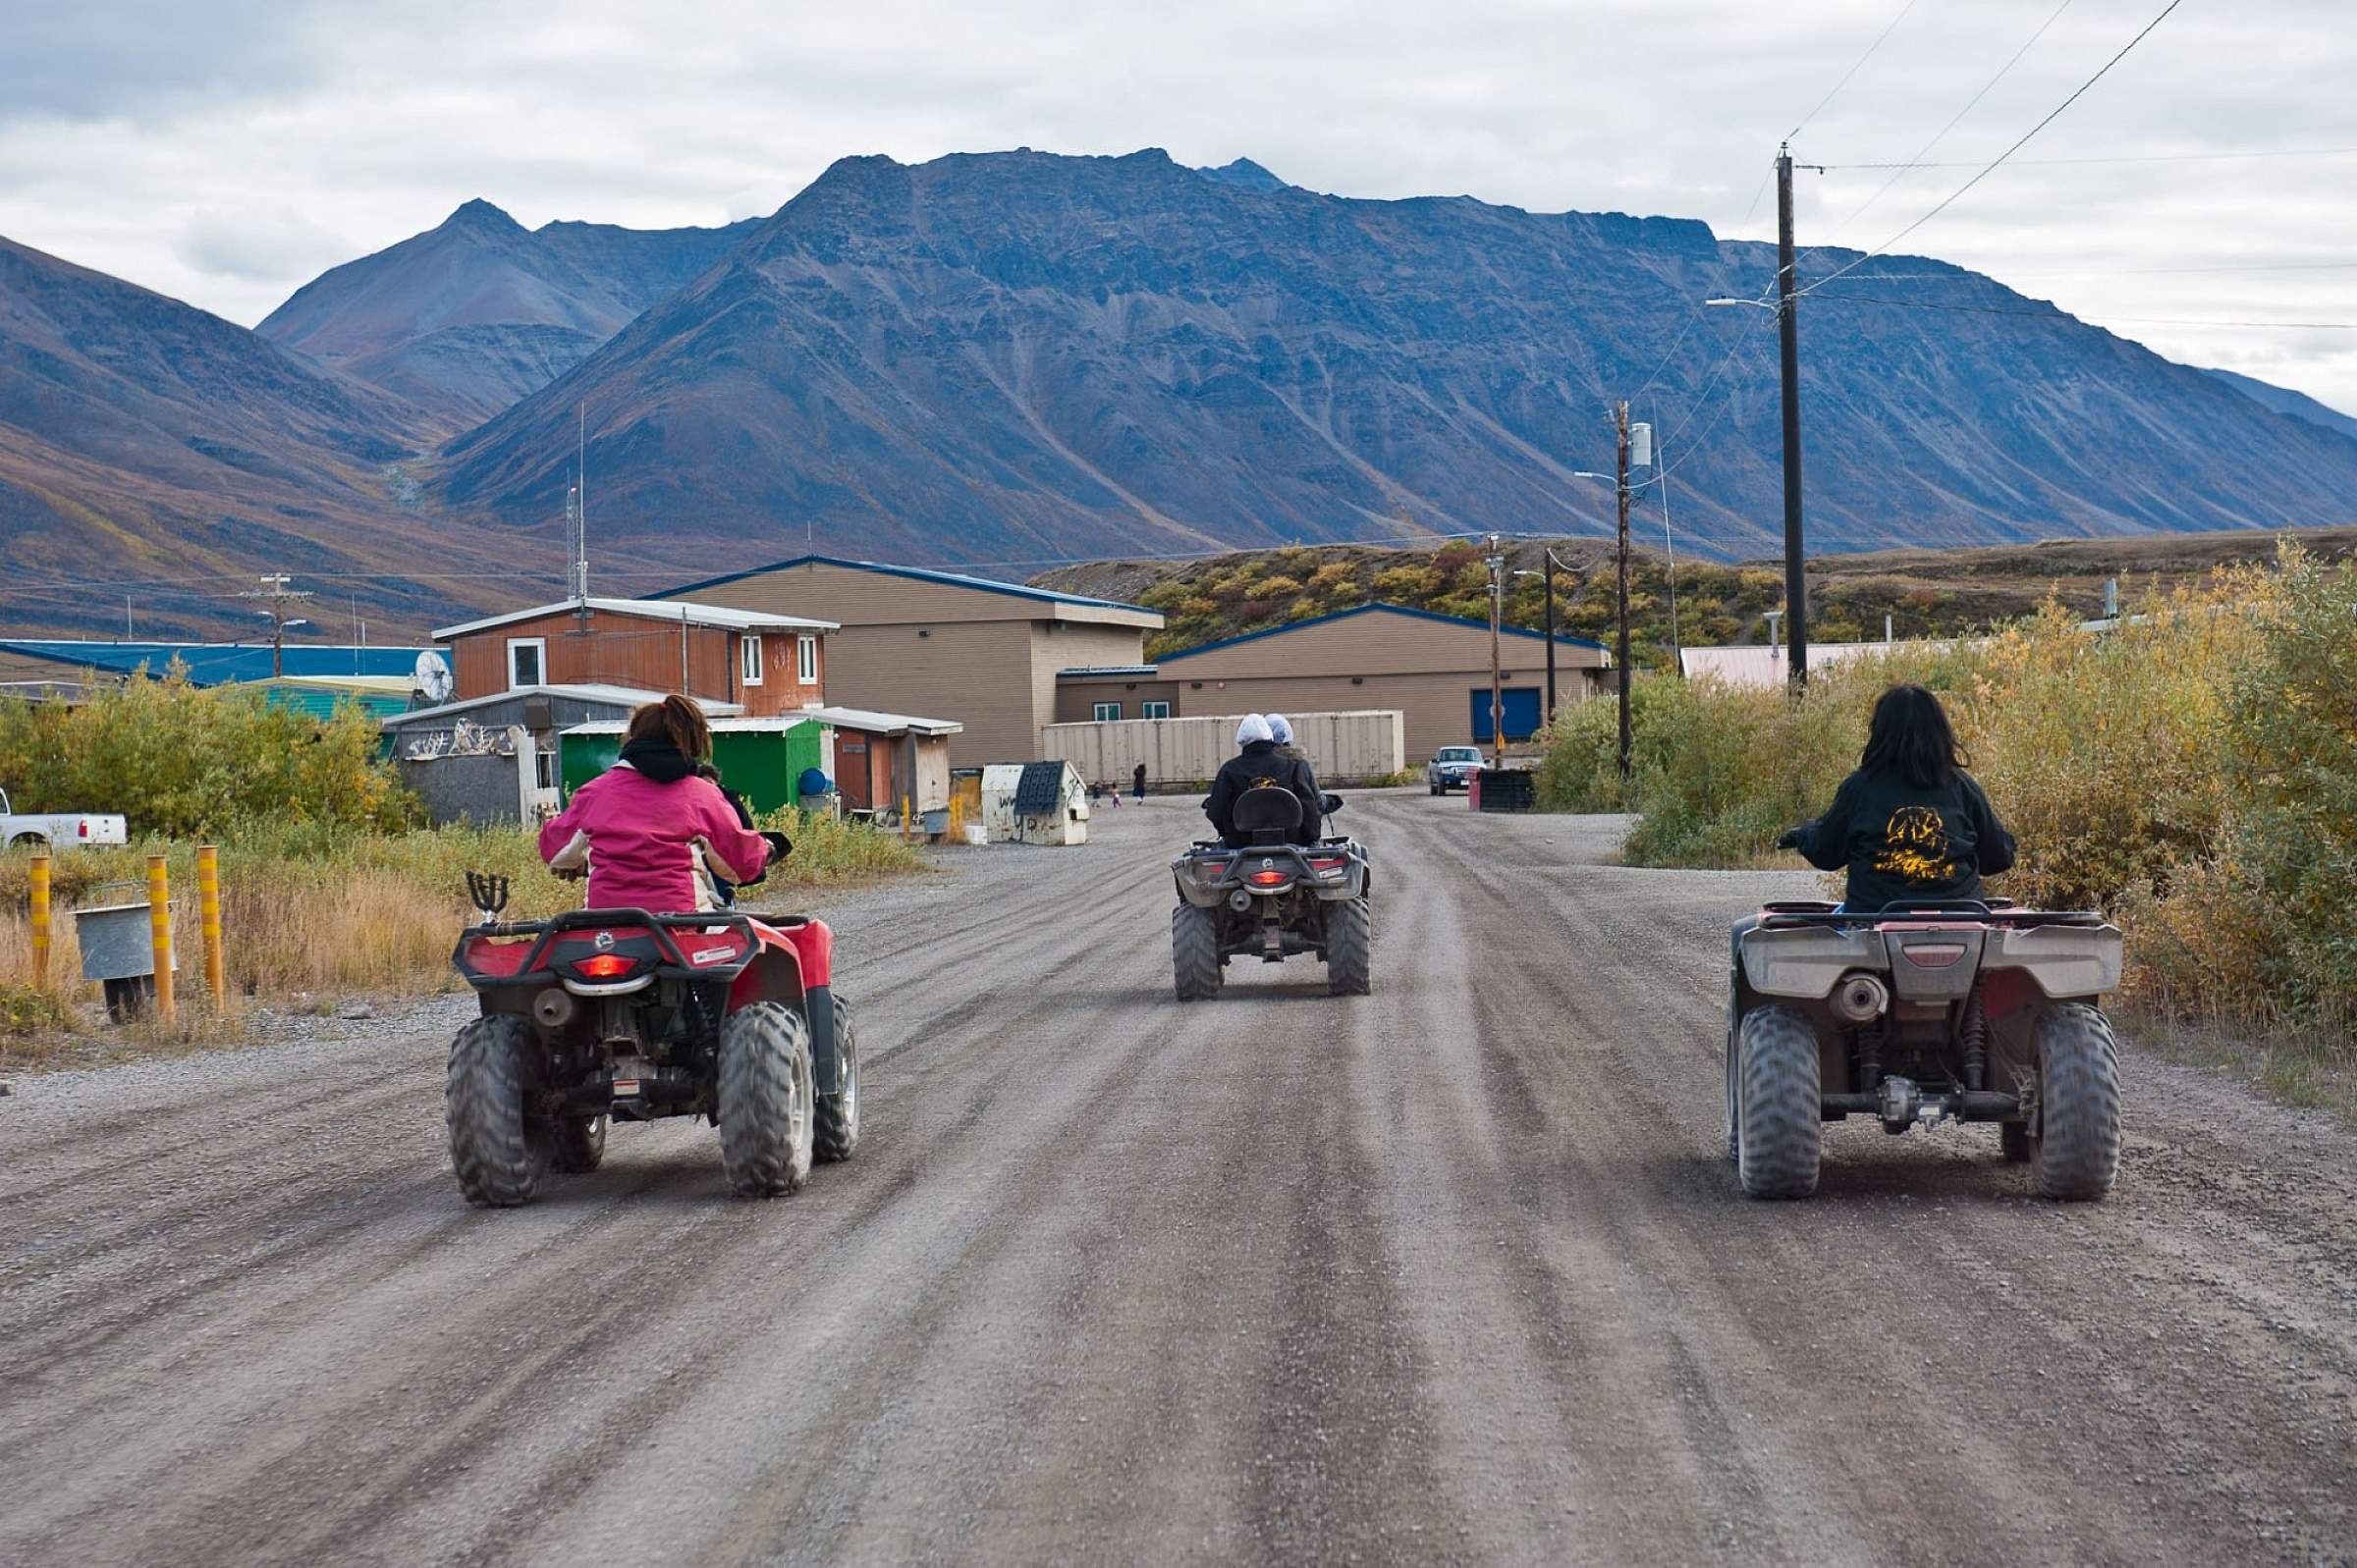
[1, 787, 128, 848]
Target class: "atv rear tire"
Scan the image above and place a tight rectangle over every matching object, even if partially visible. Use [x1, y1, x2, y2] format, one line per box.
[2031, 1003, 2120, 1201]
[718, 1001, 815, 1198]
[814, 995, 860, 1163]
[552, 1113, 607, 1174]
[1736, 1004, 1821, 1199]
[1173, 903, 1222, 1001]
[1326, 896, 1372, 997]
[447, 1014, 544, 1207]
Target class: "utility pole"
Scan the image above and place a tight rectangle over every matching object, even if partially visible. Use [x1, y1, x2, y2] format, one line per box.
[1542, 548, 1558, 721]
[1616, 402, 1633, 779]
[240, 573, 314, 678]
[1485, 532, 1506, 768]
[1776, 143, 1809, 691]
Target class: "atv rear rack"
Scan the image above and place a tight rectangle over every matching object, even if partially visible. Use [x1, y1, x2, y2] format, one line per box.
[1757, 899, 2106, 931]
[453, 908, 765, 990]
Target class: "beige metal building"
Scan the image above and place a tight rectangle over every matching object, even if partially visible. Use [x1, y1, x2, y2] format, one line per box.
[1055, 602, 1610, 764]
[665, 556, 1162, 766]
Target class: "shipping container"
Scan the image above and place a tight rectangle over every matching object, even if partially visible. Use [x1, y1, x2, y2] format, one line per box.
[559, 717, 827, 813]
[1040, 710, 1405, 788]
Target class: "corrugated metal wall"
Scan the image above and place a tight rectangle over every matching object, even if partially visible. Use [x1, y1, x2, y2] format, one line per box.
[1041, 710, 1404, 787]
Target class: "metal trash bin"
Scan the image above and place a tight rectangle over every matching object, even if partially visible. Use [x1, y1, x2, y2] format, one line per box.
[75, 881, 176, 1021]
[1475, 767, 1536, 812]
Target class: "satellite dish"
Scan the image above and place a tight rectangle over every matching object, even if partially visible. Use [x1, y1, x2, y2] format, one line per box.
[412, 651, 455, 706]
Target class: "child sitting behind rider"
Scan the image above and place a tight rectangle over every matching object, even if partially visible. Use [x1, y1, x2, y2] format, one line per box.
[1204, 713, 1323, 848]
[539, 694, 780, 912]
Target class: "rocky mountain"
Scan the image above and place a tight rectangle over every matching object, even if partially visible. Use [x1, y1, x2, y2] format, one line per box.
[0, 236, 509, 638]
[2204, 366, 2357, 443]
[427, 148, 2357, 567]
[257, 200, 757, 424]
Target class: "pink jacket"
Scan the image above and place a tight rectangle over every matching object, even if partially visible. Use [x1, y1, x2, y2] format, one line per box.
[537, 765, 769, 914]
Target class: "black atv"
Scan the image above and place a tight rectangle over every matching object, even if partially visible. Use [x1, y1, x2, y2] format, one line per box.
[1169, 786, 1372, 1000]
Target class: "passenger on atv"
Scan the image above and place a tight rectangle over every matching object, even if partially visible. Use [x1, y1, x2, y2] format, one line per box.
[1775, 683, 2016, 914]
[538, 694, 786, 909]
[1204, 714, 1324, 849]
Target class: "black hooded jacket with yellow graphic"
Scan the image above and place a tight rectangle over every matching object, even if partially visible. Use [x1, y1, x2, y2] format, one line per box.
[1204, 740, 1323, 848]
[1790, 767, 2016, 912]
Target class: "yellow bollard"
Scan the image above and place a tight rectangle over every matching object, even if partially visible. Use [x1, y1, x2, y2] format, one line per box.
[197, 844, 226, 1007]
[146, 853, 175, 1022]
[28, 853, 50, 991]
[902, 794, 911, 839]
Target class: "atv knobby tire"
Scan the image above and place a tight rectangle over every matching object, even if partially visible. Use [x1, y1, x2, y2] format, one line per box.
[1173, 903, 1222, 1001]
[447, 1014, 545, 1207]
[1326, 895, 1372, 997]
[1736, 1004, 1822, 1199]
[814, 995, 860, 1163]
[552, 1113, 607, 1174]
[719, 1001, 815, 1198]
[2031, 1003, 2120, 1201]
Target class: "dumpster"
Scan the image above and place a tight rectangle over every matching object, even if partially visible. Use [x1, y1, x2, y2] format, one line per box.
[75, 882, 177, 1020]
[1474, 767, 1536, 812]
[560, 717, 826, 813]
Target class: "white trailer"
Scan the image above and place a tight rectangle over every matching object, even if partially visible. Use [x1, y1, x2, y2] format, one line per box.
[1042, 710, 1405, 789]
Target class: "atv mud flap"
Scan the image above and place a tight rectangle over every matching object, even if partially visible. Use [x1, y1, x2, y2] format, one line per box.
[804, 983, 839, 1094]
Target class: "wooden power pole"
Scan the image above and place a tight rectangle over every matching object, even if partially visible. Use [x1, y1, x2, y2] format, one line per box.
[1485, 532, 1506, 768]
[1776, 144, 1809, 691]
[1616, 403, 1632, 778]
[240, 573, 314, 677]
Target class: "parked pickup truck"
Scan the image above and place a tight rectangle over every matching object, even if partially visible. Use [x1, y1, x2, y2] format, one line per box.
[1425, 746, 1484, 795]
[1, 787, 128, 848]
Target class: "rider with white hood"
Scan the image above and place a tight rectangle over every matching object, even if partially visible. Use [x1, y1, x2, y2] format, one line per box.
[1204, 713, 1324, 848]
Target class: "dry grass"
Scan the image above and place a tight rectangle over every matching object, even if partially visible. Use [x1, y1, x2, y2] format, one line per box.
[0, 812, 928, 1067]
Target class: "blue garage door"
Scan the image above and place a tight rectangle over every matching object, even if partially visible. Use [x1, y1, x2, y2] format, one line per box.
[1470, 686, 1543, 743]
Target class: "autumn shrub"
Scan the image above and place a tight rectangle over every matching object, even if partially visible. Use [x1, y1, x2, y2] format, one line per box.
[0, 667, 417, 837]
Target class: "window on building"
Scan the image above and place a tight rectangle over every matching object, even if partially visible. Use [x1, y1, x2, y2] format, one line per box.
[1141, 701, 1171, 720]
[740, 633, 763, 686]
[797, 634, 818, 684]
[1093, 701, 1123, 722]
[535, 750, 558, 790]
[507, 637, 544, 689]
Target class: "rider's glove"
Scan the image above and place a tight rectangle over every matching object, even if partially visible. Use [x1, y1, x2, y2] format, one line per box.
[1775, 826, 1805, 851]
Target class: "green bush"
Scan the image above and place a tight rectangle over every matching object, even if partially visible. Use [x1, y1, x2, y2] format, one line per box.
[0, 666, 418, 838]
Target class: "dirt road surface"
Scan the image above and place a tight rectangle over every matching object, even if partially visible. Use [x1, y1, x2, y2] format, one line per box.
[5, 792, 2354, 1567]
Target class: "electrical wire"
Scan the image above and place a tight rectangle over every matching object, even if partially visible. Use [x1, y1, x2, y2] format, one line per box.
[1820, 145, 2357, 169]
[1797, 0, 2188, 301]
[1811, 291, 2357, 328]
[1787, 0, 1927, 142]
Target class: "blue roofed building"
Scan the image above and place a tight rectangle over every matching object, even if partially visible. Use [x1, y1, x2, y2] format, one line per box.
[0, 640, 425, 695]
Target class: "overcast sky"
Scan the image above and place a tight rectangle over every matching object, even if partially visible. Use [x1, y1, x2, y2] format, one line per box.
[5, 0, 2353, 410]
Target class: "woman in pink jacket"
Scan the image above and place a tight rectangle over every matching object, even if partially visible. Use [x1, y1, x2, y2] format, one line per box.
[537, 695, 774, 911]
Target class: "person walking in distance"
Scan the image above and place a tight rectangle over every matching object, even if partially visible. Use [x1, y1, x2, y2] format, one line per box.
[1132, 761, 1147, 803]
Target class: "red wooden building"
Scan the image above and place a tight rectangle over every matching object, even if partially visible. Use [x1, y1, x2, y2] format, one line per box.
[433, 598, 836, 718]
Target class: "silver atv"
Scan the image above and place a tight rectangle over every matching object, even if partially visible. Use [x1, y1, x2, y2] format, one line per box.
[1728, 898, 2124, 1202]
[1170, 786, 1371, 1000]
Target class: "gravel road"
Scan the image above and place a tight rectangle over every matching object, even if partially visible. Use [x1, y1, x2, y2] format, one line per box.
[4, 790, 2353, 1567]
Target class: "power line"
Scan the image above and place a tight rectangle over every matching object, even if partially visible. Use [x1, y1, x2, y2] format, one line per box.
[1817, 0, 2077, 247]
[1812, 291, 2357, 328]
[1820, 145, 2357, 169]
[1798, 0, 2189, 302]
[1810, 261, 2357, 279]
[1787, 0, 1927, 142]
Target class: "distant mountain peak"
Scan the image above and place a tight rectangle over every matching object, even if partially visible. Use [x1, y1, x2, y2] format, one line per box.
[443, 198, 522, 235]
[1196, 157, 1287, 192]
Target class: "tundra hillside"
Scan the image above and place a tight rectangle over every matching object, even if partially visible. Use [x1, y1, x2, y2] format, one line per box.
[0, 674, 924, 1050]
[1539, 547, 2357, 1110]
[1032, 523, 2357, 665]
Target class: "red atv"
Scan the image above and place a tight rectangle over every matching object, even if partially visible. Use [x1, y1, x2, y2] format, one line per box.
[445, 874, 860, 1206]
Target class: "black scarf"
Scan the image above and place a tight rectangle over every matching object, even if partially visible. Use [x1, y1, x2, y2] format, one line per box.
[618, 737, 695, 784]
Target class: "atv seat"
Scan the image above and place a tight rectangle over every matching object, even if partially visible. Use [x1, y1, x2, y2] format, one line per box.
[1233, 785, 1302, 846]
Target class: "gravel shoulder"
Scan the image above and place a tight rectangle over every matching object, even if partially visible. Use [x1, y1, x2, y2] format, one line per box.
[2, 792, 2351, 1567]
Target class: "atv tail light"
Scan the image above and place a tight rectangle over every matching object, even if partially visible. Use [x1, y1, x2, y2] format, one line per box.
[576, 953, 637, 979]
[1247, 870, 1290, 887]
[1307, 857, 1345, 872]
[1899, 943, 1968, 968]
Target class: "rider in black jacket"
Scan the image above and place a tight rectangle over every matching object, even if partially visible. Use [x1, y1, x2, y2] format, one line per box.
[1205, 714, 1323, 848]
[1779, 683, 2016, 910]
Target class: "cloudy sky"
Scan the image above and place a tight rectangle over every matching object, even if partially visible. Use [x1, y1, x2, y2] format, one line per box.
[5, 0, 2354, 410]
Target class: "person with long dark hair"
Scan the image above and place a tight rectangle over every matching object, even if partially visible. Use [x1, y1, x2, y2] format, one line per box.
[1778, 682, 2016, 911]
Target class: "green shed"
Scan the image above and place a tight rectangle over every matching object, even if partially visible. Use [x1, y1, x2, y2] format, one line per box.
[559, 716, 827, 813]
